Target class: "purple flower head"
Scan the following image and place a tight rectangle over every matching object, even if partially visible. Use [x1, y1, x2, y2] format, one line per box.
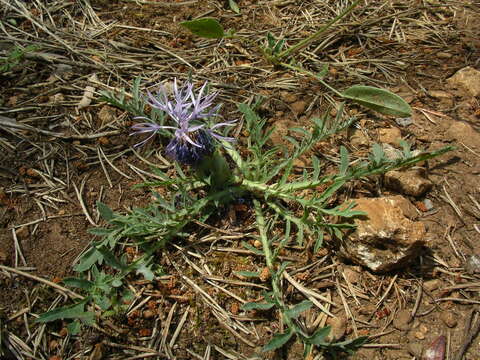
[130, 79, 236, 165]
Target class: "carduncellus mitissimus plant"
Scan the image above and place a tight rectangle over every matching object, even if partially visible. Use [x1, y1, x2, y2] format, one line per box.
[41, 77, 451, 356]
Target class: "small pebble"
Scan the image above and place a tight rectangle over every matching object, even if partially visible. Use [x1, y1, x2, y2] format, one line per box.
[15, 226, 29, 240]
[415, 330, 426, 340]
[143, 310, 155, 319]
[436, 52, 452, 59]
[395, 117, 414, 127]
[424, 279, 441, 292]
[465, 254, 480, 274]
[259, 267, 270, 282]
[419, 324, 428, 333]
[440, 311, 457, 328]
[407, 342, 423, 358]
[280, 92, 298, 103]
[423, 199, 434, 211]
[393, 309, 412, 331]
[343, 267, 360, 284]
[291, 100, 307, 115]
[326, 316, 347, 341]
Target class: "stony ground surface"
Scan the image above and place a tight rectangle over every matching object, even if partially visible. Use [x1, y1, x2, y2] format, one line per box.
[0, 0, 480, 359]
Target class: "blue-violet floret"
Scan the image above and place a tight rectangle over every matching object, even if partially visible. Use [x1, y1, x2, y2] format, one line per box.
[131, 79, 235, 165]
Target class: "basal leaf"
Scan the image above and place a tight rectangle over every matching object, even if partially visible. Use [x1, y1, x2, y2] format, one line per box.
[317, 63, 329, 79]
[235, 270, 260, 278]
[74, 247, 103, 272]
[241, 302, 275, 311]
[241, 241, 263, 255]
[342, 85, 412, 117]
[96, 246, 127, 271]
[36, 301, 94, 325]
[262, 330, 293, 352]
[228, 0, 240, 14]
[62, 277, 93, 291]
[135, 263, 155, 281]
[339, 146, 349, 175]
[314, 230, 324, 253]
[371, 143, 385, 164]
[284, 300, 313, 319]
[307, 325, 331, 345]
[96, 201, 114, 222]
[180, 18, 225, 39]
[88, 228, 112, 236]
[67, 320, 82, 335]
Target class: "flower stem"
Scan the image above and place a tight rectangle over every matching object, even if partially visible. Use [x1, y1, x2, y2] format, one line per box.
[280, 62, 344, 98]
[275, 0, 359, 61]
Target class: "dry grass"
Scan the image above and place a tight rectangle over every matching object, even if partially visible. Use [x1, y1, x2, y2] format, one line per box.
[0, 0, 479, 359]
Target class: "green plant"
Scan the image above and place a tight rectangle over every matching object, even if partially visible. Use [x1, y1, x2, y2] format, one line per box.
[37, 78, 451, 356]
[179, 1, 412, 118]
[0, 44, 38, 73]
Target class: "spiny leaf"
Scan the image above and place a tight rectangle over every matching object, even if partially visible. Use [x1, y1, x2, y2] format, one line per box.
[180, 18, 225, 39]
[342, 85, 412, 117]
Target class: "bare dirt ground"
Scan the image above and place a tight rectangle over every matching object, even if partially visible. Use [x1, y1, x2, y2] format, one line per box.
[1, 0, 480, 359]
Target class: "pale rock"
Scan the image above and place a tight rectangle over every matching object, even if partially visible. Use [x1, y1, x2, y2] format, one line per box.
[338, 196, 426, 272]
[291, 100, 307, 115]
[280, 91, 298, 104]
[378, 127, 402, 145]
[436, 52, 452, 59]
[465, 254, 480, 274]
[407, 342, 423, 358]
[349, 128, 370, 148]
[384, 168, 433, 197]
[440, 311, 457, 328]
[423, 279, 441, 292]
[429, 90, 454, 106]
[269, 119, 296, 150]
[446, 121, 480, 149]
[423, 199, 434, 211]
[393, 309, 412, 331]
[447, 66, 480, 97]
[326, 315, 347, 342]
[15, 226, 29, 240]
[395, 117, 414, 127]
[429, 90, 453, 99]
[343, 266, 360, 284]
[382, 143, 403, 160]
[49, 93, 64, 104]
[98, 105, 116, 124]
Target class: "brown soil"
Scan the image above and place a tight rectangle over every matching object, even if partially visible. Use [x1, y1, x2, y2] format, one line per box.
[1, 0, 479, 359]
